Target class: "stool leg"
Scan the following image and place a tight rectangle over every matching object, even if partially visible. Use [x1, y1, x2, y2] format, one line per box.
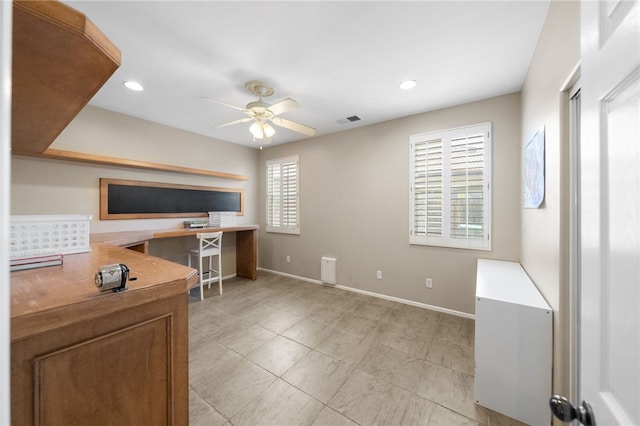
[199, 254, 204, 301]
[218, 253, 223, 295]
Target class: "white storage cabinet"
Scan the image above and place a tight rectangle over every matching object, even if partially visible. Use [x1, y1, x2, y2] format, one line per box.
[475, 259, 552, 426]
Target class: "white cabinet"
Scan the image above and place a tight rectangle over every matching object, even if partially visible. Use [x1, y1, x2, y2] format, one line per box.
[475, 259, 552, 426]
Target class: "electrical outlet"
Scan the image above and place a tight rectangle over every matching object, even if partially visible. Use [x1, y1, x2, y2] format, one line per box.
[376, 270, 383, 279]
[426, 278, 433, 288]
[286, 255, 291, 263]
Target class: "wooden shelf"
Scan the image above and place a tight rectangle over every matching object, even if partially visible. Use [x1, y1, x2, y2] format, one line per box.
[12, 0, 121, 154]
[36, 148, 249, 180]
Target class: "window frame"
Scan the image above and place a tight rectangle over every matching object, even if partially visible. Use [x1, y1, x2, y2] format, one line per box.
[266, 155, 300, 235]
[409, 122, 492, 250]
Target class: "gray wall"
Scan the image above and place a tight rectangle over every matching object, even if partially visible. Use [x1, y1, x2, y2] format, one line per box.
[520, 0, 580, 405]
[258, 93, 522, 315]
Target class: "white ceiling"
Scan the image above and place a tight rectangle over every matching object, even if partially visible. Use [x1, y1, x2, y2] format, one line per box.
[64, 1, 550, 148]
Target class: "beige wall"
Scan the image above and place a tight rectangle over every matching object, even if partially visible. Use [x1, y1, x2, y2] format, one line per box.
[258, 93, 522, 315]
[520, 0, 580, 403]
[11, 105, 259, 272]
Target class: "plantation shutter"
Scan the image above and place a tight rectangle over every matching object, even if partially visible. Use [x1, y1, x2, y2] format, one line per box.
[281, 160, 298, 229]
[411, 136, 444, 238]
[410, 123, 491, 250]
[266, 156, 300, 234]
[449, 130, 485, 241]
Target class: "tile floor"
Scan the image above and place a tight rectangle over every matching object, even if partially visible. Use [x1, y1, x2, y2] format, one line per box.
[188, 272, 527, 426]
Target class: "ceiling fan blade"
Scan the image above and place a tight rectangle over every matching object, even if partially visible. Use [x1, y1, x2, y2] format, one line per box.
[272, 117, 317, 136]
[207, 117, 252, 130]
[201, 97, 246, 112]
[267, 98, 298, 116]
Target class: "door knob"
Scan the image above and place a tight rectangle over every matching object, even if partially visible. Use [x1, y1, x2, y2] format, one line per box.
[549, 395, 596, 426]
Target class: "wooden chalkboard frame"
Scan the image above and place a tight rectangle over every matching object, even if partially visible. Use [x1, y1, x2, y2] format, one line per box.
[100, 178, 245, 220]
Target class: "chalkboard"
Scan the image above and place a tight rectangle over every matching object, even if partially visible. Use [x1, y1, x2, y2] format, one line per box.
[100, 178, 244, 220]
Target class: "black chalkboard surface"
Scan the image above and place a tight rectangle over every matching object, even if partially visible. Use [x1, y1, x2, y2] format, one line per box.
[100, 178, 244, 220]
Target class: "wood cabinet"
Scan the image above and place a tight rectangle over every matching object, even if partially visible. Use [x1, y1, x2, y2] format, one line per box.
[12, 0, 121, 154]
[11, 244, 197, 425]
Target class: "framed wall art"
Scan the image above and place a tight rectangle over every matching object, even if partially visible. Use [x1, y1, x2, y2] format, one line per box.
[523, 128, 545, 209]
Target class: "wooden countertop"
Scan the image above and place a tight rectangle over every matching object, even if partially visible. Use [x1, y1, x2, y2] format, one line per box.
[90, 225, 259, 246]
[11, 243, 197, 342]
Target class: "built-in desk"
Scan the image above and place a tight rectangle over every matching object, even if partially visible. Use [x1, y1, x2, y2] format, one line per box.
[91, 225, 259, 280]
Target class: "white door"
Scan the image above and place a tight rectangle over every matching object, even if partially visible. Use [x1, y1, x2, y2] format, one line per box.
[579, 0, 639, 424]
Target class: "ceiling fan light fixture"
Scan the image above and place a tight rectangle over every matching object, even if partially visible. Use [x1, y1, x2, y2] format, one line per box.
[264, 123, 276, 138]
[249, 121, 275, 139]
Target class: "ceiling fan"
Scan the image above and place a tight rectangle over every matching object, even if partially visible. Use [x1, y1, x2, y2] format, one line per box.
[204, 80, 317, 144]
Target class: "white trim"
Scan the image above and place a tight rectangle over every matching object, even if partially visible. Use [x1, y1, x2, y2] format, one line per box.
[0, 1, 11, 424]
[560, 61, 581, 92]
[258, 267, 475, 320]
[258, 267, 325, 285]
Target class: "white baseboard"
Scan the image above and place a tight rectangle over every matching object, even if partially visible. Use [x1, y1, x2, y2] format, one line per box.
[257, 267, 474, 320]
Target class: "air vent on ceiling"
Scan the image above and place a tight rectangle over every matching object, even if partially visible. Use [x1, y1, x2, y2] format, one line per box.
[337, 115, 362, 125]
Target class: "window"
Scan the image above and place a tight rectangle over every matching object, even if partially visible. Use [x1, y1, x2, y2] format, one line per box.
[266, 155, 300, 234]
[410, 123, 491, 250]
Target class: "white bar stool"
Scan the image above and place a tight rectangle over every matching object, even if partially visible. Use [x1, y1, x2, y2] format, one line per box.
[188, 231, 223, 300]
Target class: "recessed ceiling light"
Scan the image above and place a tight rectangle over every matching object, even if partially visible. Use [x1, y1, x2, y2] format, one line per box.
[400, 80, 417, 90]
[123, 81, 144, 91]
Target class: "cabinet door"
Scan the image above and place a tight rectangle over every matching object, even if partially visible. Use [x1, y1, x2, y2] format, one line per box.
[12, 294, 188, 426]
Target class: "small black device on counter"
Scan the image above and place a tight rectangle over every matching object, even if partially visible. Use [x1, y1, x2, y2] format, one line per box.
[95, 263, 130, 292]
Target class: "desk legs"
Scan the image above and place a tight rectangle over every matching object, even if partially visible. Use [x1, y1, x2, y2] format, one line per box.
[235, 229, 257, 280]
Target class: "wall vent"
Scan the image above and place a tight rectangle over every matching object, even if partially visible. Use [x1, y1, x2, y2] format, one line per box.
[321, 257, 337, 284]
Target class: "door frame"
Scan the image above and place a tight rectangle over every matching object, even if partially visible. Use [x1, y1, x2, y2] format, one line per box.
[560, 62, 581, 406]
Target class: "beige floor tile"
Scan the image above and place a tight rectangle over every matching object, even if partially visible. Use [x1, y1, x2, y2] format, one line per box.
[265, 292, 310, 311]
[282, 318, 333, 348]
[246, 335, 311, 376]
[305, 303, 345, 325]
[214, 295, 263, 315]
[435, 321, 475, 347]
[189, 341, 242, 390]
[425, 337, 475, 374]
[311, 407, 359, 426]
[193, 357, 276, 418]
[285, 297, 325, 317]
[482, 407, 530, 426]
[437, 312, 475, 328]
[230, 379, 324, 426]
[415, 361, 487, 423]
[189, 389, 227, 426]
[325, 294, 360, 312]
[358, 343, 423, 391]
[329, 369, 412, 425]
[380, 306, 440, 337]
[334, 312, 379, 337]
[399, 394, 437, 425]
[215, 324, 276, 356]
[428, 405, 480, 426]
[256, 308, 302, 334]
[189, 306, 242, 336]
[233, 302, 280, 324]
[349, 300, 392, 320]
[282, 350, 354, 404]
[374, 320, 433, 358]
[315, 329, 374, 367]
